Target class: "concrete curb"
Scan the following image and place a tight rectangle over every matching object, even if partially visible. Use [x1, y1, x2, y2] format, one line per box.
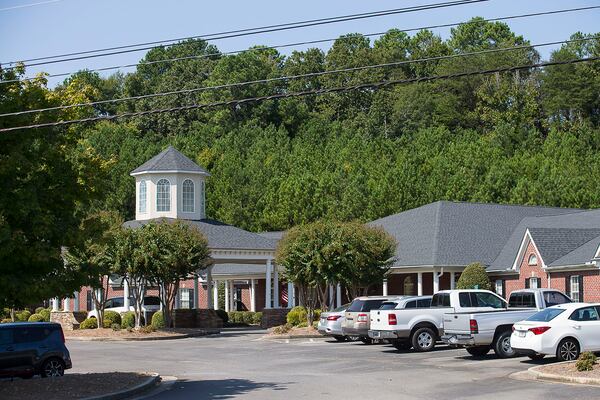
[82, 373, 160, 400]
[263, 334, 324, 340]
[67, 330, 220, 342]
[528, 362, 600, 386]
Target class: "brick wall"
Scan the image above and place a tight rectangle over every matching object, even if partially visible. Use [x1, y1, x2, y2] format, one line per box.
[502, 240, 547, 297]
[550, 270, 600, 302]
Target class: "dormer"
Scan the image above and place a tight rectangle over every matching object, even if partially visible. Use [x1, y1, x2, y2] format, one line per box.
[130, 146, 210, 221]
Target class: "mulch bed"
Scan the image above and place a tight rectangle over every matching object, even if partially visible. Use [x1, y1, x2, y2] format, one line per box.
[0, 372, 151, 400]
[267, 326, 323, 337]
[64, 327, 210, 339]
[537, 361, 600, 379]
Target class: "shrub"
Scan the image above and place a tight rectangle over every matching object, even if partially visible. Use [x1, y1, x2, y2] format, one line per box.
[102, 311, 122, 328]
[271, 323, 292, 335]
[576, 351, 597, 372]
[121, 311, 135, 329]
[28, 313, 44, 322]
[242, 312, 255, 325]
[39, 309, 51, 322]
[215, 309, 229, 323]
[313, 309, 322, 320]
[111, 323, 121, 331]
[16, 310, 31, 322]
[252, 312, 263, 325]
[456, 262, 492, 291]
[286, 306, 307, 326]
[151, 311, 165, 329]
[35, 307, 45, 314]
[296, 322, 308, 328]
[80, 318, 98, 329]
[228, 311, 241, 324]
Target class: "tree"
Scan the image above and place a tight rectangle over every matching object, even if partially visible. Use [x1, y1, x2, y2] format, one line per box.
[140, 221, 211, 328]
[456, 262, 492, 291]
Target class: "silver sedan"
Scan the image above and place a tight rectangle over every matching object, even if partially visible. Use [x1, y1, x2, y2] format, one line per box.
[318, 304, 357, 341]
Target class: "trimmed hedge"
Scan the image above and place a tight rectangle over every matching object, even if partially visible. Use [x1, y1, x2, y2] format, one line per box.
[28, 313, 44, 322]
[456, 262, 492, 291]
[39, 309, 51, 322]
[576, 351, 597, 371]
[102, 311, 122, 328]
[121, 311, 135, 328]
[35, 307, 45, 314]
[80, 318, 98, 329]
[151, 311, 165, 329]
[227, 311, 263, 325]
[286, 306, 307, 326]
[16, 310, 31, 322]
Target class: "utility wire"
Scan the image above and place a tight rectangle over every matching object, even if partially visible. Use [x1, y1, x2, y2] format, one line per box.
[2, 5, 597, 86]
[1, 0, 489, 69]
[1, 36, 596, 119]
[1, 57, 596, 133]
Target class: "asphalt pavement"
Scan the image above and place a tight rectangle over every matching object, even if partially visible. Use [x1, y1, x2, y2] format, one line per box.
[66, 328, 600, 399]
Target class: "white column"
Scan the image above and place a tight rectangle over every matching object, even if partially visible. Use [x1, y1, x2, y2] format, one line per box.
[329, 285, 335, 310]
[336, 283, 342, 308]
[273, 265, 280, 308]
[52, 297, 59, 312]
[382, 279, 388, 296]
[213, 281, 219, 309]
[224, 280, 230, 311]
[63, 297, 70, 312]
[73, 291, 79, 312]
[229, 280, 235, 311]
[417, 273, 423, 296]
[287, 281, 295, 308]
[123, 277, 130, 309]
[206, 268, 213, 310]
[250, 279, 257, 312]
[195, 275, 201, 309]
[433, 271, 440, 294]
[450, 272, 456, 290]
[265, 259, 272, 309]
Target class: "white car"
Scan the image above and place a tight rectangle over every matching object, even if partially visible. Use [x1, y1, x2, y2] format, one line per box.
[511, 303, 600, 361]
[87, 296, 161, 320]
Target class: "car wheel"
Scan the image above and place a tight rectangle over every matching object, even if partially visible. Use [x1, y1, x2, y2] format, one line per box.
[528, 354, 545, 361]
[493, 331, 516, 358]
[360, 337, 373, 345]
[466, 346, 491, 357]
[411, 327, 436, 352]
[333, 335, 346, 342]
[41, 358, 65, 378]
[556, 338, 579, 361]
[392, 340, 412, 351]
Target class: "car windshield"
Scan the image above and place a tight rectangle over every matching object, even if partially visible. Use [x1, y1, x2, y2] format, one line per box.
[378, 302, 398, 310]
[527, 308, 565, 322]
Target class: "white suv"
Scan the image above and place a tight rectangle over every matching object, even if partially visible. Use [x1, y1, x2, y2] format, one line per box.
[87, 296, 161, 319]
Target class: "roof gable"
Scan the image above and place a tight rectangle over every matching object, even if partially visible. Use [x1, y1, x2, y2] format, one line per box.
[528, 228, 600, 266]
[130, 146, 210, 176]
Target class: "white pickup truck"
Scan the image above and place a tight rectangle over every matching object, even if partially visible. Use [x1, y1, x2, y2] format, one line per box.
[441, 288, 571, 358]
[368, 290, 507, 352]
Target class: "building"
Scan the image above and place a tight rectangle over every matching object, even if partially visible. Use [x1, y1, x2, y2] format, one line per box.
[52, 147, 600, 316]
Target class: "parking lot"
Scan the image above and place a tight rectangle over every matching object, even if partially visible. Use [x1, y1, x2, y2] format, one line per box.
[64, 328, 599, 399]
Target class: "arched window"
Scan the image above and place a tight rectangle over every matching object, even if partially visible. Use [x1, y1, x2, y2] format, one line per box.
[156, 179, 171, 212]
[138, 180, 147, 213]
[182, 179, 194, 212]
[528, 254, 538, 265]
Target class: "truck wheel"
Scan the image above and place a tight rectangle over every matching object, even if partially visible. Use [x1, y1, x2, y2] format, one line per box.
[411, 327, 436, 352]
[466, 346, 490, 357]
[392, 340, 411, 351]
[493, 331, 516, 358]
[360, 337, 373, 345]
[333, 335, 346, 342]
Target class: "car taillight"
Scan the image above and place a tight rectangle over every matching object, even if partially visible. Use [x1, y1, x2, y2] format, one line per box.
[528, 326, 551, 335]
[511, 326, 515, 332]
[469, 319, 479, 334]
[327, 315, 341, 321]
[388, 314, 397, 325]
[357, 313, 368, 323]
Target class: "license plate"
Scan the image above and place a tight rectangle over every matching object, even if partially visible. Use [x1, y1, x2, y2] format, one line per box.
[372, 331, 381, 338]
[517, 331, 526, 338]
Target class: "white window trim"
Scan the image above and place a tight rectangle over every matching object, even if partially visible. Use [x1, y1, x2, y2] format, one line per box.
[528, 254, 537, 266]
[156, 179, 171, 212]
[495, 279, 503, 297]
[182, 179, 195, 213]
[570, 275, 580, 302]
[138, 180, 147, 213]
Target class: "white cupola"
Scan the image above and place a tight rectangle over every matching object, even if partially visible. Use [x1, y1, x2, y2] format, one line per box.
[130, 146, 210, 221]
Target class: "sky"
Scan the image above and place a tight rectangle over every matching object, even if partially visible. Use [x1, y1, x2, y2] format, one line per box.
[1, 0, 599, 87]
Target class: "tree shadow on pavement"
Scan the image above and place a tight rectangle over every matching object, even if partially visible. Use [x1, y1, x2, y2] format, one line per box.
[163, 378, 288, 399]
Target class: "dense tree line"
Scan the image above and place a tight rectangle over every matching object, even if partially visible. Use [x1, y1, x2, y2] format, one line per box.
[1, 19, 599, 306]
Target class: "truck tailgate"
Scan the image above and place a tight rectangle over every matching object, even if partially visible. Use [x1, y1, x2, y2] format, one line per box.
[370, 309, 394, 331]
[442, 313, 472, 334]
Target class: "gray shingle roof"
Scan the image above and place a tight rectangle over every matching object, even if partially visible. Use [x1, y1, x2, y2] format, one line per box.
[123, 218, 277, 251]
[130, 146, 210, 175]
[528, 228, 600, 266]
[258, 231, 285, 241]
[369, 201, 583, 268]
[205, 263, 267, 276]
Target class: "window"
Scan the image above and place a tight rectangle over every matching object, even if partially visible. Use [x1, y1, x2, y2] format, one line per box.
[416, 298, 432, 308]
[0, 329, 13, 345]
[431, 293, 450, 307]
[379, 302, 398, 310]
[346, 299, 385, 312]
[528, 254, 538, 265]
[143, 296, 161, 306]
[182, 179, 194, 212]
[200, 180, 206, 217]
[508, 292, 536, 308]
[86, 290, 93, 311]
[527, 308, 565, 322]
[14, 327, 48, 343]
[177, 288, 194, 309]
[473, 292, 506, 308]
[138, 180, 147, 213]
[543, 291, 571, 307]
[404, 301, 417, 309]
[156, 179, 171, 212]
[525, 277, 541, 289]
[495, 279, 504, 297]
[570, 306, 599, 321]
[568, 275, 583, 302]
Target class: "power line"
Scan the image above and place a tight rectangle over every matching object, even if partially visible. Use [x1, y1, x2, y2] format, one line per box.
[1, 36, 596, 119]
[1, 57, 596, 133]
[2, 5, 596, 86]
[0, 0, 61, 12]
[1, 0, 489, 69]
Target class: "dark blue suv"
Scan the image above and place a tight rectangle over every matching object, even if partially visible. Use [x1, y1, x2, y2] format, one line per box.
[0, 322, 72, 378]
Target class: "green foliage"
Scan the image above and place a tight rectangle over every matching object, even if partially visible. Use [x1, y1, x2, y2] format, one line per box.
[215, 309, 229, 323]
[35, 307, 45, 314]
[576, 351, 597, 372]
[121, 311, 135, 329]
[287, 306, 308, 326]
[28, 313, 44, 322]
[80, 318, 98, 329]
[456, 263, 492, 291]
[102, 310, 122, 328]
[252, 312, 263, 325]
[16, 310, 31, 322]
[151, 311, 165, 329]
[39, 309, 51, 322]
[111, 323, 121, 331]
